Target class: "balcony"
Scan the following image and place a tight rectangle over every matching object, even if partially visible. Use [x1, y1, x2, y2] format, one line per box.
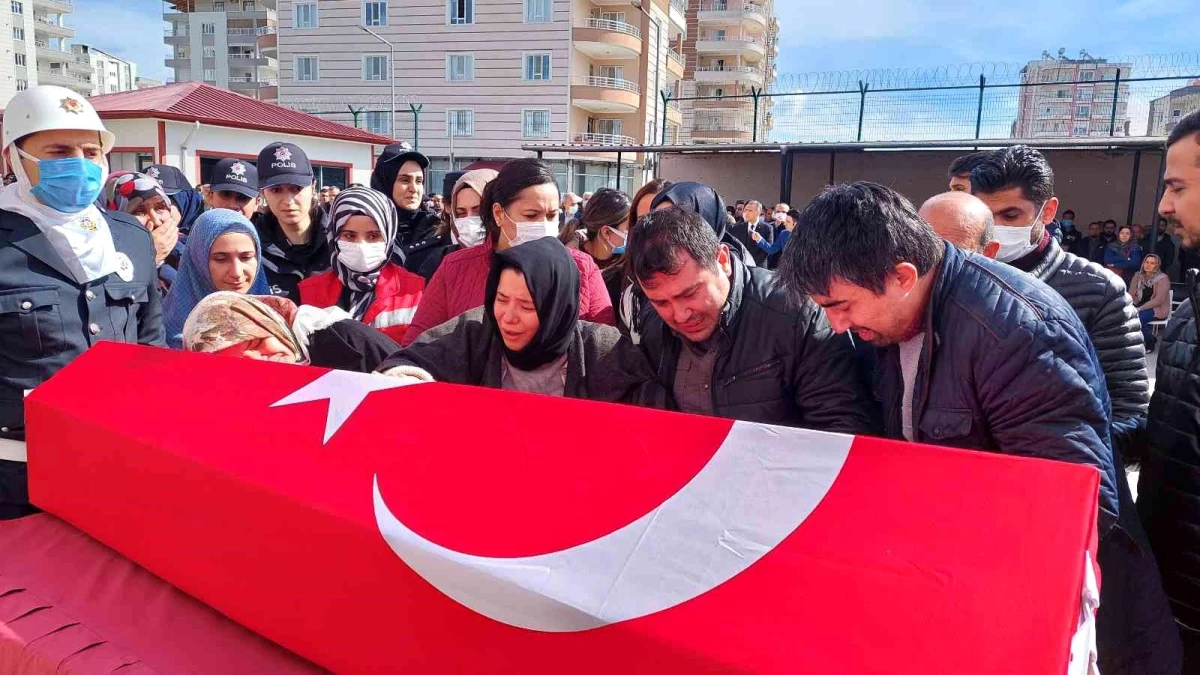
[692, 126, 753, 142]
[259, 83, 278, 102]
[666, 50, 685, 78]
[573, 18, 642, 60]
[226, 27, 258, 45]
[33, 16, 74, 38]
[694, 65, 764, 86]
[36, 67, 90, 90]
[229, 54, 278, 69]
[228, 7, 276, 21]
[697, 2, 769, 30]
[165, 57, 191, 69]
[256, 25, 277, 54]
[695, 96, 753, 109]
[573, 132, 636, 147]
[695, 34, 766, 60]
[571, 75, 641, 113]
[665, 102, 683, 125]
[164, 27, 189, 43]
[668, 0, 688, 34]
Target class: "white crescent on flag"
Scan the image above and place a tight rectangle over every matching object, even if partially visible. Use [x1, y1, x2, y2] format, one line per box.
[373, 421, 853, 632]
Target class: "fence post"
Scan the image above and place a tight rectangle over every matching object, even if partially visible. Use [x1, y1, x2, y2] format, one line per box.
[347, 105, 364, 128]
[974, 75, 986, 140]
[856, 80, 869, 142]
[1109, 68, 1121, 137]
[408, 103, 423, 150]
[660, 90, 670, 145]
[751, 86, 761, 143]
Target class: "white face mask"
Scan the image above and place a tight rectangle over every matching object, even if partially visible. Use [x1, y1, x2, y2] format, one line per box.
[773, 211, 787, 223]
[565, 205, 578, 217]
[502, 209, 558, 247]
[454, 215, 485, 247]
[337, 240, 388, 273]
[994, 202, 1046, 263]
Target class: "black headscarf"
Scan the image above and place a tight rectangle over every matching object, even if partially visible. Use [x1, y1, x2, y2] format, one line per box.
[650, 181, 730, 240]
[371, 153, 439, 247]
[483, 237, 580, 371]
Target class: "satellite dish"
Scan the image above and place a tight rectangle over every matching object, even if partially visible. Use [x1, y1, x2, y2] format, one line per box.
[1058, 48, 1067, 59]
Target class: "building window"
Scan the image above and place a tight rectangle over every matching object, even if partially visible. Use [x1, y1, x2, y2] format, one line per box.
[363, 54, 388, 81]
[14, 53, 24, 67]
[364, 111, 391, 136]
[524, 52, 551, 81]
[446, 109, 475, 137]
[1073, 123, 1089, 136]
[446, 53, 474, 81]
[15, 79, 26, 91]
[448, 0, 473, 25]
[214, 0, 225, 9]
[201, 22, 215, 35]
[525, 0, 551, 23]
[1078, 88, 1093, 103]
[294, 2, 318, 28]
[596, 118, 623, 137]
[363, 1, 387, 26]
[1075, 105, 1090, 119]
[10, 1, 21, 14]
[522, 109, 551, 138]
[12, 27, 23, 41]
[295, 56, 319, 82]
[203, 46, 216, 58]
[1174, 109, 1183, 118]
[203, 68, 216, 81]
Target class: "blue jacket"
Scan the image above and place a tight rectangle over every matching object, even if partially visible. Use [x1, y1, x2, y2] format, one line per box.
[874, 244, 1178, 673]
[0, 208, 163, 517]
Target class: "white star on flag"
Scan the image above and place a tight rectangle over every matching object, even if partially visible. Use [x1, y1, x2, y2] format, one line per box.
[272, 370, 426, 444]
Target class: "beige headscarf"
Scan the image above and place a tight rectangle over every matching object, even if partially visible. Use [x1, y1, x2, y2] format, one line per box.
[182, 292, 306, 363]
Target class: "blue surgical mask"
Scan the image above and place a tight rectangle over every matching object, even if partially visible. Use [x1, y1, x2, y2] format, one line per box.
[1061, 218, 1074, 229]
[608, 226, 628, 256]
[18, 147, 105, 213]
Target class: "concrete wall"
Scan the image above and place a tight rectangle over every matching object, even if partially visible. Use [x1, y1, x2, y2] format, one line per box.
[660, 148, 1167, 226]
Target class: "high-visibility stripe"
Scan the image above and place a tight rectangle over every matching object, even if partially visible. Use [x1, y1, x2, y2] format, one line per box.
[373, 306, 418, 328]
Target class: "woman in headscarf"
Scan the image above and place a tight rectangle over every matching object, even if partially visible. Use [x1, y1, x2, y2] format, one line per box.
[182, 291, 402, 372]
[297, 186, 425, 344]
[413, 168, 497, 281]
[162, 208, 270, 349]
[370, 145, 443, 273]
[378, 238, 665, 405]
[105, 172, 184, 292]
[1131, 253, 1171, 353]
[401, 158, 614, 347]
[650, 181, 755, 267]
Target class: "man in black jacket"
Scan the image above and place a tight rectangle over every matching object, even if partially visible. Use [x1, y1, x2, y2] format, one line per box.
[1140, 110, 1200, 667]
[969, 146, 1149, 460]
[625, 207, 877, 433]
[777, 181, 1179, 675]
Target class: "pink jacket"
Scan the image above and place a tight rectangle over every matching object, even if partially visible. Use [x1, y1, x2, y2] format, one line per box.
[401, 243, 615, 346]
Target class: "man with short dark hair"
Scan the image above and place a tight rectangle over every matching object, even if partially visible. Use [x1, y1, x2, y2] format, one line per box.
[1103, 218, 1119, 243]
[918, 191, 998, 258]
[777, 181, 1180, 675]
[946, 150, 993, 192]
[1058, 208, 1081, 250]
[970, 146, 1148, 461]
[1139, 110, 1200, 666]
[625, 206, 876, 432]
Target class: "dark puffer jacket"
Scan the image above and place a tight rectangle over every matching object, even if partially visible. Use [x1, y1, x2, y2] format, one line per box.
[1011, 235, 1149, 458]
[1140, 272, 1200, 632]
[637, 256, 878, 433]
[876, 244, 1178, 675]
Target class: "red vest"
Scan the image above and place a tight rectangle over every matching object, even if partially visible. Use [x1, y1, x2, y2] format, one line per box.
[298, 262, 425, 344]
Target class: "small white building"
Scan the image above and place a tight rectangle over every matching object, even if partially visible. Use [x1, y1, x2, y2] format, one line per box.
[86, 82, 391, 188]
[74, 45, 138, 96]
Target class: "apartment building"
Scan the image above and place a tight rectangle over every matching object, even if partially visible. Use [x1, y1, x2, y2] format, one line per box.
[163, 0, 279, 102]
[74, 44, 138, 96]
[0, 0, 93, 105]
[1012, 52, 1133, 139]
[1148, 80, 1200, 138]
[272, 0, 686, 194]
[678, 0, 779, 144]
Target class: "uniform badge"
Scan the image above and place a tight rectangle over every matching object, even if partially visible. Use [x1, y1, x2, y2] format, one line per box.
[60, 97, 84, 114]
[78, 215, 99, 232]
[115, 252, 135, 282]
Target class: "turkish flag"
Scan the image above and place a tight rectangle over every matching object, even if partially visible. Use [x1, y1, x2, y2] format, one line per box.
[26, 343, 1099, 674]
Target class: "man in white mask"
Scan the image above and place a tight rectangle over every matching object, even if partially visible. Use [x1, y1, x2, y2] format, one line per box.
[970, 145, 1148, 462]
[0, 85, 164, 518]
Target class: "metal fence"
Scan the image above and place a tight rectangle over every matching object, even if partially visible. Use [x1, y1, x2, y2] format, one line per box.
[670, 52, 1200, 144]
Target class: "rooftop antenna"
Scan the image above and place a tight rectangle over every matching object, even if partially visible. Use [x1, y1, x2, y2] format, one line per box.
[1057, 47, 1067, 60]
[1042, 50, 1053, 60]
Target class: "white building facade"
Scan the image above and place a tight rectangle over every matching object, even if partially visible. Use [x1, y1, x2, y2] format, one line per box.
[163, 0, 279, 102]
[0, 0, 92, 106]
[75, 44, 138, 96]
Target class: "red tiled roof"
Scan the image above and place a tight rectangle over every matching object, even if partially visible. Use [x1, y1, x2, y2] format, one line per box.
[86, 82, 394, 146]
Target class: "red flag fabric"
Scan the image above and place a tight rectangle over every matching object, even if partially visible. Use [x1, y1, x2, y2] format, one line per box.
[26, 343, 1099, 674]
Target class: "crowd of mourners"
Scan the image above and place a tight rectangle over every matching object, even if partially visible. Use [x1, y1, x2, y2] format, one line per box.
[6, 84, 1200, 673]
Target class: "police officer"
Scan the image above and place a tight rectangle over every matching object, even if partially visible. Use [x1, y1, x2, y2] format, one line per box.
[202, 157, 259, 220]
[0, 86, 164, 519]
[369, 144, 443, 276]
[254, 142, 329, 301]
